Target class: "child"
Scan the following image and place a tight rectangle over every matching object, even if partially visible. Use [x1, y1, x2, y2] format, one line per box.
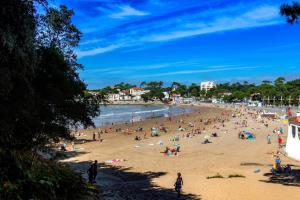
[174, 173, 183, 198]
[267, 134, 271, 144]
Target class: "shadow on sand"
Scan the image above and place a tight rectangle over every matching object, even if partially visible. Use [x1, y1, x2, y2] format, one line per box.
[68, 160, 201, 200]
[260, 168, 300, 187]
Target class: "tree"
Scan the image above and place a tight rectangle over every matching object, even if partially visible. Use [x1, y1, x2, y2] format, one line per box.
[114, 82, 135, 90]
[37, 5, 81, 65]
[0, 0, 99, 150]
[170, 82, 188, 97]
[281, 2, 300, 24]
[142, 81, 164, 101]
[0, 1, 101, 199]
[188, 83, 200, 97]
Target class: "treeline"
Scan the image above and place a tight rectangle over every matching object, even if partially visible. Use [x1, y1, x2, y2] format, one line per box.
[209, 78, 300, 105]
[90, 81, 201, 101]
[91, 77, 300, 105]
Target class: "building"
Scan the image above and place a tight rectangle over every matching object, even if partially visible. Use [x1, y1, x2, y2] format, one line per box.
[200, 81, 216, 92]
[119, 90, 132, 101]
[129, 87, 149, 100]
[107, 93, 120, 101]
[171, 93, 181, 103]
[163, 92, 170, 99]
[285, 113, 300, 160]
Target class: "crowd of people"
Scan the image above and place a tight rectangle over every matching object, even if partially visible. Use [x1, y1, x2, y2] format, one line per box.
[68, 104, 296, 199]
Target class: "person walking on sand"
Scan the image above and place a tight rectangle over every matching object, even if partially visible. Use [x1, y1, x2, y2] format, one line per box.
[278, 135, 283, 148]
[174, 173, 183, 198]
[267, 134, 271, 144]
[92, 160, 98, 183]
[97, 132, 101, 142]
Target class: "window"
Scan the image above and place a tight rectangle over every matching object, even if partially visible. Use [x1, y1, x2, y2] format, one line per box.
[292, 126, 296, 138]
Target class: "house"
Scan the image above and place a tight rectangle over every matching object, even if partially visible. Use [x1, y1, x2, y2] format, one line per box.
[163, 92, 170, 99]
[129, 87, 149, 100]
[107, 93, 120, 101]
[285, 113, 300, 160]
[171, 93, 181, 103]
[119, 90, 132, 101]
[200, 81, 216, 92]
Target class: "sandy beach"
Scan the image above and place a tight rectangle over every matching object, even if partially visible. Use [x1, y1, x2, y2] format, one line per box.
[62, 104, 300, 200]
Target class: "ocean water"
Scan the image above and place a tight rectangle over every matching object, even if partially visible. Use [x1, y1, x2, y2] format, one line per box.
[93, 104, 195, 127]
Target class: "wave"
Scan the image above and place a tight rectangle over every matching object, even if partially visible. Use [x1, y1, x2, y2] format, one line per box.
[98, 107, 169, 118]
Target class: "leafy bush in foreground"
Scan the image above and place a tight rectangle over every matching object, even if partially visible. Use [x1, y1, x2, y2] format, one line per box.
[0, 150, 88, 200]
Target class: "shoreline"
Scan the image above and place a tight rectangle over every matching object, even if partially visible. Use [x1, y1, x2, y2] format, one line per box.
[80, 103, 221, 131]
[92, 103, 201, 128]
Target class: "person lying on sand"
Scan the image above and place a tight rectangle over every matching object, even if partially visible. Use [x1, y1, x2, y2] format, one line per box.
[211, 132, 218, 137]
[178, 125, 185, 131]
[164, 147, 179, 156]
[188, 122, 194, 127]
[134, 135, 141, 141]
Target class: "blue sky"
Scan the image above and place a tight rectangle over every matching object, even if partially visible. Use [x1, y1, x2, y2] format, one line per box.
[52, 0, 300, 89]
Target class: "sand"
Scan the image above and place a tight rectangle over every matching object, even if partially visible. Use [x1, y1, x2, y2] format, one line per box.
[62, 104, 300, 200]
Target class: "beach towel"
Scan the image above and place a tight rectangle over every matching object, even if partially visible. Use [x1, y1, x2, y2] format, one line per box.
[105, 159, 124, 164]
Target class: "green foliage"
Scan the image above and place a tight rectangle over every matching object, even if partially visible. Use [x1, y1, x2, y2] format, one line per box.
[188, 83, 200, 97]
[114, 82, 136, 90]
[142, 81, 164, 101]
[202, 78, 300, 104]
[0, 0, 100, 150]
[90, 76, 300, 104]
[171, 82, 188, 97]
[281, 1, 300, 24]
[0, 150, 88, 200]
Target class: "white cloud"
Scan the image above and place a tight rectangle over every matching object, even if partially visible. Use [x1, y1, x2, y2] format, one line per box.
[147, 5, 281, 42]
[80, 39, 102, 46]
[138, 66, 259, 77]
[76, 45, 120, 58]
[110, 5, 149, 19]
[243, 6, 279, 20]
[76, 4, 283, 58]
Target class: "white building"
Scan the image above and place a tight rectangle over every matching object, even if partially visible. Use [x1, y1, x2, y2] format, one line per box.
[171, 93, 181, 103]
[129, 87, 149, 100]
[163, 92, 170, 99]
[107, 93, 120, 101]
[285, 113, 300, 160]
[200, 81, 216, 92]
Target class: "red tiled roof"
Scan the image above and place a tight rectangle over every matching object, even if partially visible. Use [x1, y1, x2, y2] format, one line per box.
[131, 87, 144, 90]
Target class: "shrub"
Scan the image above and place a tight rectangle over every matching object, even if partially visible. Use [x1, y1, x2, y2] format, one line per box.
[0, 150, 89, 200]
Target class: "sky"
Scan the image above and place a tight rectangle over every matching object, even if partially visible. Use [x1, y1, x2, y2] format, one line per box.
[51, 0, 300, 89]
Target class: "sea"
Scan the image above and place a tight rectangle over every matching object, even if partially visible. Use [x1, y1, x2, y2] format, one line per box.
[93, 104, 195, 127]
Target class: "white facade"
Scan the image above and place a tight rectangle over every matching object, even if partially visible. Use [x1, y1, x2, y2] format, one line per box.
[108, 93, 120, 101]
[200, 81, 216, 92]
[163, 92, 170, 99]
[171, 94, 181, 103]
[286, 115, 300, 160]
[129, 87, 149, 100]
